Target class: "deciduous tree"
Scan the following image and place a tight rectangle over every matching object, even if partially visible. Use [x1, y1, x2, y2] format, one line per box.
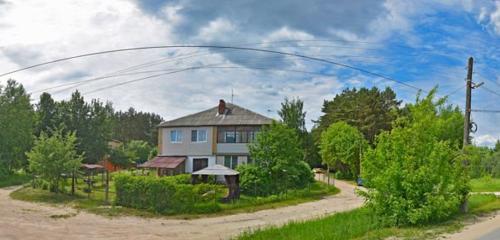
[0, 80, 35, 175]
[320, 121, 367, 180]
[362, 89, 468, 225]
[27, 129, 83, 193]
[241, 122, 313, 196]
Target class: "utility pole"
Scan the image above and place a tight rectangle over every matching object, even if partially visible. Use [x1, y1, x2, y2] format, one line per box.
[463, 57, 474, 148]
[460, 56, 483, 214]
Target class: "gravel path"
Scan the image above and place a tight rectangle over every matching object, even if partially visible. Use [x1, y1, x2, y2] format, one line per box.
[0, 175, 362, 240]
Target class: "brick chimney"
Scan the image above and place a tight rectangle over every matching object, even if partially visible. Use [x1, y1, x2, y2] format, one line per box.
[218, 99, 226, 114]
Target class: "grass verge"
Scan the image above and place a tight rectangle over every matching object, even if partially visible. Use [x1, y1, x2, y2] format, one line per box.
[236, 194, 500, 240]
[0, 173, 31, 188]
[10, 180, 338, 219]
[470, 177, 500, 192]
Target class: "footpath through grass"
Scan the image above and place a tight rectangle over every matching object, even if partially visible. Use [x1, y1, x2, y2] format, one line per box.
[0, 173, 31, 188]
[10, 180, 338, 219]
[237, 194, 500, 240]
[470, 177, 500, 192]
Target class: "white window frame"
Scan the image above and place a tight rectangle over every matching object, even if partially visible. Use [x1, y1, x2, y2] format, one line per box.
[170, 129, 183, 143]
[191, 129, 208, 143]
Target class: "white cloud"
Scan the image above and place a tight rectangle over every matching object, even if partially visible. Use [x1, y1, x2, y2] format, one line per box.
[0, 0, 498, 137]
[473, 134, 499, 147]
[491, 2, 500, 34]
[195, 18, 236, 43]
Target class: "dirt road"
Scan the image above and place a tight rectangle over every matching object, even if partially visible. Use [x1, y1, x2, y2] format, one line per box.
[443, 211, 500, 240]
[0, 176, 362, 240]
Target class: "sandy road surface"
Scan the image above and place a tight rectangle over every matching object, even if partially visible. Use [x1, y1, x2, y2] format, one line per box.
[443, 211, 500, 240]
[0, 175, 362, 240]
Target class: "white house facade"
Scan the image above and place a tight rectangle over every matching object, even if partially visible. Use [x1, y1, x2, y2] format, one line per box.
[150, 99, 273, 175]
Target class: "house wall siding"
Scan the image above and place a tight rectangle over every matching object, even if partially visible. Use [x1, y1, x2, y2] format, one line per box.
[216, 143, 249, 154]
[160, 127, 213, 156]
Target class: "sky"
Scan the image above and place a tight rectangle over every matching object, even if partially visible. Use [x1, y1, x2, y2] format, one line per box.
[0, 0, 499, 146]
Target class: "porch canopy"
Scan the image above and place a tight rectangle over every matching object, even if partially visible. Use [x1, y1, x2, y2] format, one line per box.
[192, 164, 240, 201]
[138, 156, 186, 176]
[139, 156, 185, 169]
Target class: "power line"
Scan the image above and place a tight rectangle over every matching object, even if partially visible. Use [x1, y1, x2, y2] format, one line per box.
[66, 54, 426, 97]
[34, 42, 368, 94]
[0, 45, 425, 93]
[31, 49, 216, 94]
[444, 85, 465, 97]
[475, 72, 500, 89]
[481, 85, 500, 98]
[471, 109, 500, 113]
[83, 64, 223, 95]
[79, 65, 347, 95]
[40, 52, 298, 95]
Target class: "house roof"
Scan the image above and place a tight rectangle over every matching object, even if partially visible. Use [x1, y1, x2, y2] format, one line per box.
[138, 156, 186, 169]
[192, 164, 239, 176]
[158, 103, 273, 127]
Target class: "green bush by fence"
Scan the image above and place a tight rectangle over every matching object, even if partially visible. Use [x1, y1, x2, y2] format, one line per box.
[114, 174, 217, 214]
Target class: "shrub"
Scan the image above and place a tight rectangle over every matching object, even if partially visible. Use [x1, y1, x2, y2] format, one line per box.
[170, 174, 192, 184]
[239, 164, 273, 196]
[114, 174, 219, 214]
[0, 167, 9, 179]
[293, 161, 315, 188]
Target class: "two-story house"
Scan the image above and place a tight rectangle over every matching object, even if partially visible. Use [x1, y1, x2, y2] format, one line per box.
[144, 99, 273, 176]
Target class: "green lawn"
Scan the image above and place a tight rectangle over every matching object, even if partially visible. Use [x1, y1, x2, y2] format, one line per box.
[470, 177, 500, 192]
[10, 177, 338, 219]
[236, 194, 500, 240]
[0, 173, 31, 188]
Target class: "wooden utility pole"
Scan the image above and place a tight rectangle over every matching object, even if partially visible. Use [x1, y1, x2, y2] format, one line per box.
[460, 57, 474, 214]
[463, 57, 474, 148]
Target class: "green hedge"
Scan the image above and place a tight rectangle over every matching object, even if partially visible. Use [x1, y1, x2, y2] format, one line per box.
[114, 174, 218, 214]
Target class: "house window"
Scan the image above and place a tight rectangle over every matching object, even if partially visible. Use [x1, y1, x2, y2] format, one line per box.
[191, 129, 207, 142]
[170, 130, 183, 143]
[224, 155, 238, 169]
[225, 131, 236, 143]
[217, 126, 261, 143]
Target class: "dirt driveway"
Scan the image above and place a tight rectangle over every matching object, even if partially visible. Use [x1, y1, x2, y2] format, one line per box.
[0, 175, 362, 240]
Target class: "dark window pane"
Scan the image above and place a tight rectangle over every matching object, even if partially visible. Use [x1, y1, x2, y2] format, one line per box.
[225, 131, 235, 143]
[231, 156, 238, 169]
[191, 130, 197, 142]
[224, 156, 231, 168]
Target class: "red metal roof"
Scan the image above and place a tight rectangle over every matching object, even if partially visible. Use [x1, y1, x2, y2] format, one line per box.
[139, 156, 186, 169]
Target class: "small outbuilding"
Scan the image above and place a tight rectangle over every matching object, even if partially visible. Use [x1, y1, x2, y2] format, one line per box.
[191, 164, 240, 201]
